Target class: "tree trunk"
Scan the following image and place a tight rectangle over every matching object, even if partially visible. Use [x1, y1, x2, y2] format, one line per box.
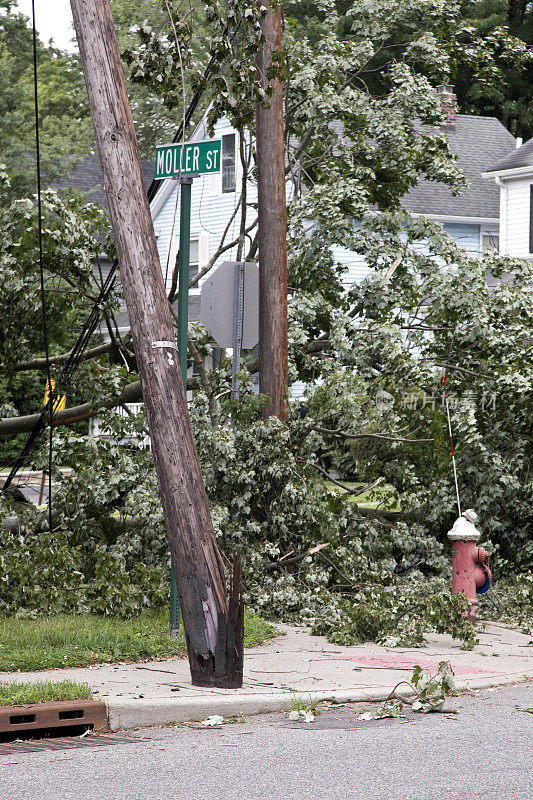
[255, 1, 289, 421]
[69, 0, 243, 688]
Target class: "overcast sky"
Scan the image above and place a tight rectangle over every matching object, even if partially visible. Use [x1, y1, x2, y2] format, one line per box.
[16, 0, 78, 52]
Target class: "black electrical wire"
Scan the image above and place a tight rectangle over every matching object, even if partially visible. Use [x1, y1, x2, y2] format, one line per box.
[3, 18, 240, 495]
[2, 88, 200, 495]
[65, 15, 242, 368]
[1, 265, 117, 494]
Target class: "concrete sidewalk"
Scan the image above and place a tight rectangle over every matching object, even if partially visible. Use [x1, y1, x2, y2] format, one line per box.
[1, 622, 531, 730]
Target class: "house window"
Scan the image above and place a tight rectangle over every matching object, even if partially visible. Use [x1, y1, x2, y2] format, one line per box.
[222, 133, 236, 193]
[530, 185, 533, 254]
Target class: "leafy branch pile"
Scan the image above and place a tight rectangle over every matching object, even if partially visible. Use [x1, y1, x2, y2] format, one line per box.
[0, 399, 483, 649]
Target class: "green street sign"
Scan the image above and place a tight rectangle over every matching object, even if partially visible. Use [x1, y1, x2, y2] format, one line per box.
[155, 140, 222, 179]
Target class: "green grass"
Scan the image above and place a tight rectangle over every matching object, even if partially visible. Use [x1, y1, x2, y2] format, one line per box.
[0, 679, 93, 706]
[286, 694, 321, 714]
[0, 610, 277, 673]
[242, 610, 279, 647]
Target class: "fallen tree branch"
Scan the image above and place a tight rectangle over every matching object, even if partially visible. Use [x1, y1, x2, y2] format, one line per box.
[12, 336, 131, 373]
[312, 462, 385, 498]
[265, 543, 329, 571]
[0, 375, 201, 436]
[355, 506, 402, 522]
[189, 217, 258, 288]
[429, 361, 495, 381]
[350, 476, 386, 497]
[187, 337, 220, 426]
[311, 462, 355, 494]
[313, 425, 433, 443]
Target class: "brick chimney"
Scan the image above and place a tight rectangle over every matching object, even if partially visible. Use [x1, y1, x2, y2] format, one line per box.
[436, 84, 457, 131]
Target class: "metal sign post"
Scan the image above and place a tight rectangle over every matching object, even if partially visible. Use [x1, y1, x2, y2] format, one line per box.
[170, 175, 193, 638]
[177, 178, 193, 380]
[200, 260, 259, 432]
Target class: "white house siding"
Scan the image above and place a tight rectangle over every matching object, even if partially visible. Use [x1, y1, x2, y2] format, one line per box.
[500, 177, 532, 258]
[334, 245, 370, 288]
[337, 222, 482, 291]
[402, 223, 482, 275]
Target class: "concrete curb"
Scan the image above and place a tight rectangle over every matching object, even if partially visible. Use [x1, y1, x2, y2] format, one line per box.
[106, 672, 532, 731]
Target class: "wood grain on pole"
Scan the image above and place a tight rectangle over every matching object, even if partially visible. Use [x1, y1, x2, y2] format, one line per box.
[255, 2, 289, 421]
[69, 0, 243, 688]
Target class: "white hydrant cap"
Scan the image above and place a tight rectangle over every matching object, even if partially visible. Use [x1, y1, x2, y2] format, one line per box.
[447, 508, 481, 541]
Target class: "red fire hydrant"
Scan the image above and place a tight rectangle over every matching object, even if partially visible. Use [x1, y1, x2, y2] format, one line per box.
[447, 509, 491, 621]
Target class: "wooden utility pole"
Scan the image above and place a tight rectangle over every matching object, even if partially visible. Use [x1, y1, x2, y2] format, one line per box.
[255, 1, 289, 421]
[70, 0, 243, 688]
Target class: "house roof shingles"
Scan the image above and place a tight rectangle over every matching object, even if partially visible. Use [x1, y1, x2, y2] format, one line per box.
[485, 136, 533, 174]
[56, 154, 155, 210]
[402, 115, 516, 220]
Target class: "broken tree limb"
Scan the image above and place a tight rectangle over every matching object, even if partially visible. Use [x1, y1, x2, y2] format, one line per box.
[12, 339, 125, 373]
[265, 543, 330, 571]
[1, 333, 337, 437]
[313, 426, 434, 443]
[0, 380, 142, 435]
[0, 376, 203, 437]
[355, 506, 402, 522]
[312, 464, 385, 498]
[187, 337, 220, 426]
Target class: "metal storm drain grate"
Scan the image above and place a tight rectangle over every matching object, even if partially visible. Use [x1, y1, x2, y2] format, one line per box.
[324, 655, 500, 675]
[0, 700, 108, 738]
[0, 734, 140, 755]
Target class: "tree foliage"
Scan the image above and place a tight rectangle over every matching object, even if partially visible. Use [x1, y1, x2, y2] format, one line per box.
[0, 0, 198, 192]
[0, 1, 93, 196]
[458, 0, 533, 139]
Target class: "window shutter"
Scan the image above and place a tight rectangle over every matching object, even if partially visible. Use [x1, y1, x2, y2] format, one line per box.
[222, 133, 237, 193]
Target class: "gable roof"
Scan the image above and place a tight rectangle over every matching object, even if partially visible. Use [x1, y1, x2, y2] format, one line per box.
[484, 136, 533, 175]
[402, 115, 516, 220]
[56, 154, 155, 210]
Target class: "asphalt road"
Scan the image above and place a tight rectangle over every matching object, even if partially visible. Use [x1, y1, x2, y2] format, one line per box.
[1, 684, 531, 800]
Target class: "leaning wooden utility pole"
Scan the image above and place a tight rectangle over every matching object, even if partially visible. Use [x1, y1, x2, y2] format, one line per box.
[70, 0, 243, 688]
[255, 1, 289, 421]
